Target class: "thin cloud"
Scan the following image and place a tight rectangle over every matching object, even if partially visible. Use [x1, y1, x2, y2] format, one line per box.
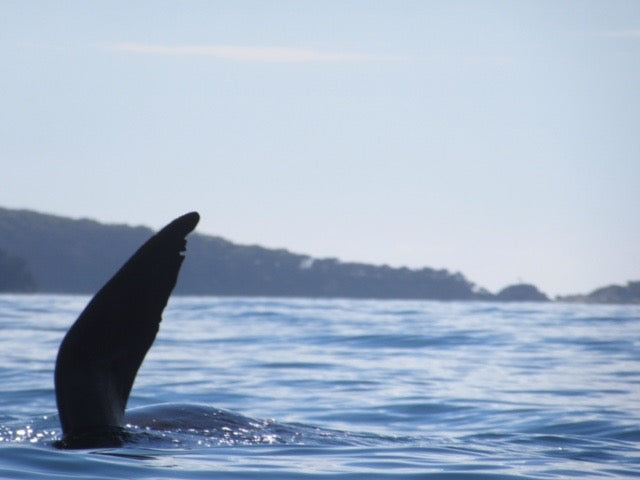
[603, 29, 640, 38]
[111, 43, 404, 63]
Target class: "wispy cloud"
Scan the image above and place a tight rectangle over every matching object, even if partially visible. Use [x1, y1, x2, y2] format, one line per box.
[110, 43, 403, 63]
[603, 29, 640, 38]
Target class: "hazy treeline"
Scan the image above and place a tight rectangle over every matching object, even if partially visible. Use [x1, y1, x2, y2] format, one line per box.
[557, 281, 640, 305]
[0, 207, 481, 299]
[1, 207, 635, 303]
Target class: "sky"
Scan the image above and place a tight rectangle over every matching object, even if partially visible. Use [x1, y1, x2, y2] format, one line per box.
[1, 1, 639, 297]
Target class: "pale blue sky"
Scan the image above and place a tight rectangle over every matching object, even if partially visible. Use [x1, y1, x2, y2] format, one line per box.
[1, 1, 639, 296]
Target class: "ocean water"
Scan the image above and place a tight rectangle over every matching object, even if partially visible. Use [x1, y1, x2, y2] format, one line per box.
[0, 295, 638, 479]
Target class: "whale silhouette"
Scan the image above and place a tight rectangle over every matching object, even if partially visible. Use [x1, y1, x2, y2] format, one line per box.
[54, 212, 200, 448]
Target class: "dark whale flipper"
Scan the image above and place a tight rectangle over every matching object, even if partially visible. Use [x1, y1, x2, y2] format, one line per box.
[54, 212, 199, 448]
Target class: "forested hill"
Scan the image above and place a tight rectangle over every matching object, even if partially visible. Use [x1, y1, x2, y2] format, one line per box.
[0, 207, 484, 299]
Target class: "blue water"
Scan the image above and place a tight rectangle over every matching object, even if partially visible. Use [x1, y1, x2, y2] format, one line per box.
[0, 295, 638, 479]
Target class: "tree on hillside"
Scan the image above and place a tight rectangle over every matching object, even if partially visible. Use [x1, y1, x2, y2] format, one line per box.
[0, 248, 36, 292]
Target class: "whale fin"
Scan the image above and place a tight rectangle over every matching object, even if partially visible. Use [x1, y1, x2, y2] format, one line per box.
[54, 212, 199, 445]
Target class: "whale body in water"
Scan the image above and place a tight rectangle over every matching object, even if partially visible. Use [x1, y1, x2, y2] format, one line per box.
[54, 212, 200, 448]
[51, 211, 376, 449]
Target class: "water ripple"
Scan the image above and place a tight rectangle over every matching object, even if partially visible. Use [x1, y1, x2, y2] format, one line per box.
[0, 295, 639, 479]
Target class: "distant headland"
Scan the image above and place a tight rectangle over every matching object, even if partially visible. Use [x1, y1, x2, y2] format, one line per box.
[0, 207, 636, 304]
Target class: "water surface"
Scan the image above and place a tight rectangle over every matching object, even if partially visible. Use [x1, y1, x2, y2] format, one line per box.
[0, 295, 639, 478]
